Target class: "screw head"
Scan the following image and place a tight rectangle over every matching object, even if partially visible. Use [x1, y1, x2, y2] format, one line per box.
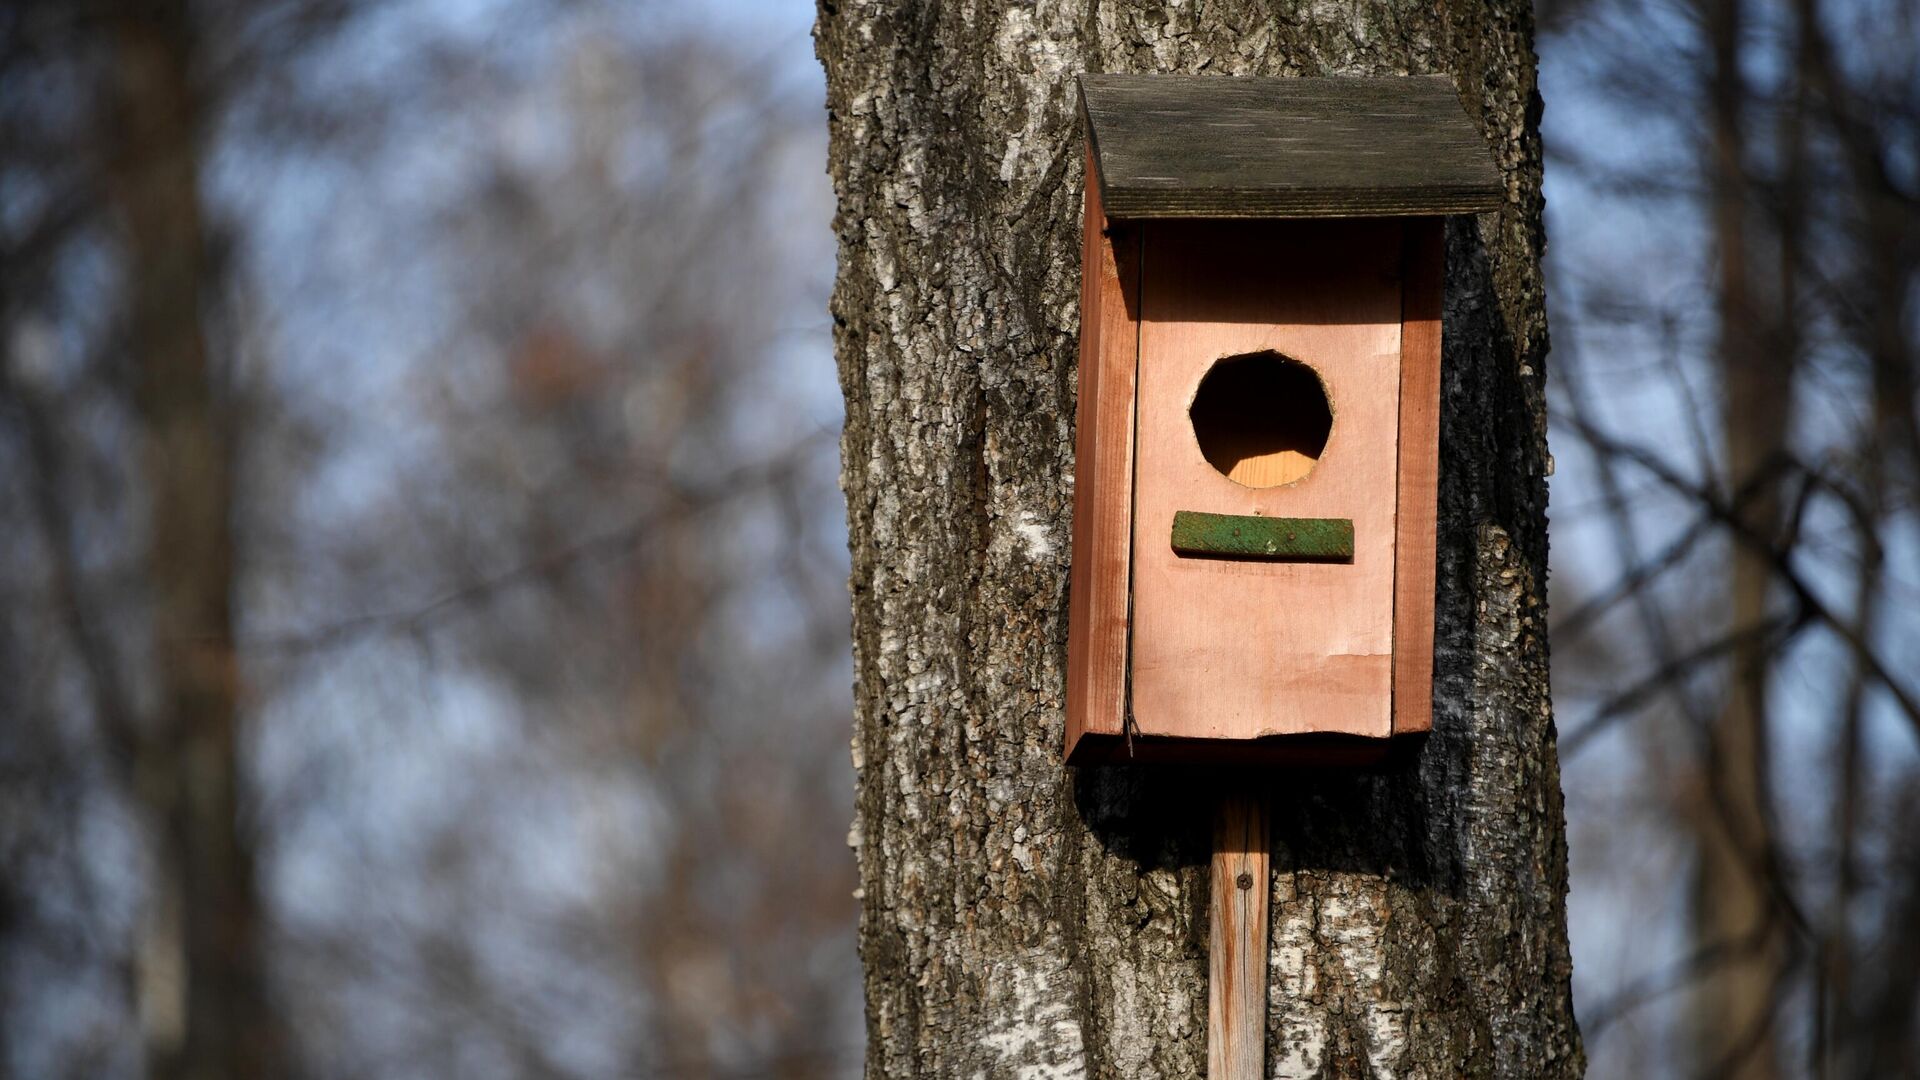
[1235, 872, 1254, 891]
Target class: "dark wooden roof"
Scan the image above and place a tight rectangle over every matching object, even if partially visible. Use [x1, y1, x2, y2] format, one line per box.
[1078, 74, 1504, 219]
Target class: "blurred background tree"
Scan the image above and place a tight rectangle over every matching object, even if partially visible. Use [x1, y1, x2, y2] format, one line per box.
[3, 2, 852, 1078]
[1543, 0, 1919, 1072]
[0, 0, 1914, 1076]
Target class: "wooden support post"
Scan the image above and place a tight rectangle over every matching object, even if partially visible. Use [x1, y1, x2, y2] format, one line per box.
[1209, 790, 1270, 1080]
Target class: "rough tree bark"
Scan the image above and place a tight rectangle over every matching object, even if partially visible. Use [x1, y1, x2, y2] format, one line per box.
[816, 4, 1581, 1077]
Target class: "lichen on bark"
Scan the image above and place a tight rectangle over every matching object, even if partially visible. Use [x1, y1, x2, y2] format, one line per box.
[816, 2, 1581, 1076]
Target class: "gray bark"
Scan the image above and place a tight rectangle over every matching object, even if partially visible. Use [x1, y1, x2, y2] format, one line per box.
[815, 3, 1580, 1077]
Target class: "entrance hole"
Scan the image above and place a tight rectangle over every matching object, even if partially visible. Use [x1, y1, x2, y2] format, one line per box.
[1189, 351, 1332, 488]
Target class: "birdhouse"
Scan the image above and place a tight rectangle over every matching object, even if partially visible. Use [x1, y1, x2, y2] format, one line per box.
[1064, 74, 1504, 764]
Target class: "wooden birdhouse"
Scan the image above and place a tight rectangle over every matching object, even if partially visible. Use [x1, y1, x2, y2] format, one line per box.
[1065, 74, 1504, 765]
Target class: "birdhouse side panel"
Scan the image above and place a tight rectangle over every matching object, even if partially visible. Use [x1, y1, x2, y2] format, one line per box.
[1063, 152, 1141, 759]
[1392, 218, 1445, 736]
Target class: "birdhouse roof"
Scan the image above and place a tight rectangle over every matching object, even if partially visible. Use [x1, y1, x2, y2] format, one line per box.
[1078, 74, 1505, 219]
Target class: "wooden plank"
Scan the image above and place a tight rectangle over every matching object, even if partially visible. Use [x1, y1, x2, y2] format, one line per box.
[1222, 448, 1316, 488]
[1128, 219, 1402, 742]
[1064, 143, 1141, 761]
[1064, 733, 1391, 766]
[1079, 74, 1504, 220]
[1170, 511, 1354, 561]
[1393, 219, 1444, 736]
[1209, 792, 1270, 1080]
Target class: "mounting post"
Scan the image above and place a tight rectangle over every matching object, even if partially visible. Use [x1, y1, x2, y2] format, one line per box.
[1209, 790, 1270, 1079]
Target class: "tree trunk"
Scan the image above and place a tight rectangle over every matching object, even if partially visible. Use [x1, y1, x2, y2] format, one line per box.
[1689, 0, 1790, 1067]
[108, 3, 281, 1077]
[815, 4, 1580, 1076]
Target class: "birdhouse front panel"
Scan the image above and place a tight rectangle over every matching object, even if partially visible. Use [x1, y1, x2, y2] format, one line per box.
[1129, 219, 1405, 743]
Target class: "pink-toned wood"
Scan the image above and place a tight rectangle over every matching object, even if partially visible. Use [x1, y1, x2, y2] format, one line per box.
[1064, 146, 1141, 762]
[1226, 450, 1317, 488]
[1129, 219, 1405, 741]
[1209, 791, 1270, 1080]
[1393, 219, 1444, 736]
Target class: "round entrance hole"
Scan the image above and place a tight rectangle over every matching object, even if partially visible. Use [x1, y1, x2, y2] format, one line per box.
[1189, 351, 1332, 488]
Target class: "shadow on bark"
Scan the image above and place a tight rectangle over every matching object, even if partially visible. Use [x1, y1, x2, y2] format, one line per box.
[1065, 215, 1537, 915]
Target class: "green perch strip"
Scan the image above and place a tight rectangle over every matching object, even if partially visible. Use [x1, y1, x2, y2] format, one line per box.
[1169, 511, 1354, 561]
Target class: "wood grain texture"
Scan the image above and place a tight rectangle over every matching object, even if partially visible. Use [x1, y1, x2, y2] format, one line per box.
[1064, 144, 1141, 760]
[1209, 793, 1270, 1080]
[1225, 450, 1315, 487]
[1080, 74, 1504, 220]
[1394, 219, 1445, 736]
[1129, 219, 1403, 742]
